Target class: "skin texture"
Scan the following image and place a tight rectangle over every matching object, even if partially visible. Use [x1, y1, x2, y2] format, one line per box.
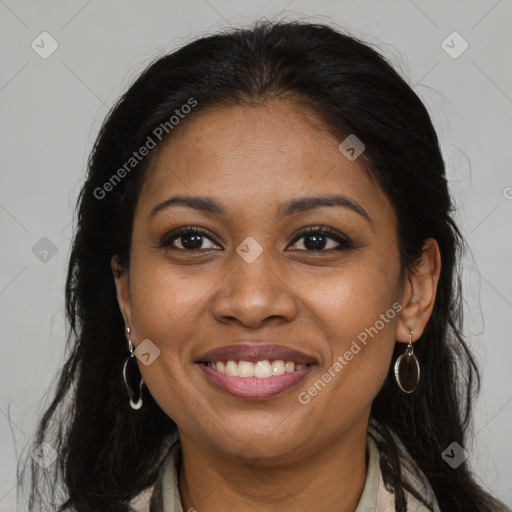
[112, 99, 441, 512]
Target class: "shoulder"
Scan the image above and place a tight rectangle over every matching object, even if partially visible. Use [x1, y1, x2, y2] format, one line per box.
[369, 420, 441, 512]
[130, 432, 180, 512]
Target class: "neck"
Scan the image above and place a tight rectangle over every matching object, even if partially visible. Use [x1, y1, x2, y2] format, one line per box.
[177, 416, 370, 512]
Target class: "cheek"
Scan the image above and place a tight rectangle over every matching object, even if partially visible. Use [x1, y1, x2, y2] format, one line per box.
[307, 250, 400, 338]
[306, 253, 400, 398]
[129, 257, 209, 339]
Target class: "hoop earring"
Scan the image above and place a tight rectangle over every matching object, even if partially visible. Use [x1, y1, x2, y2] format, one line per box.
[123, 327, 144, 410]
[394, 328, 420, 393]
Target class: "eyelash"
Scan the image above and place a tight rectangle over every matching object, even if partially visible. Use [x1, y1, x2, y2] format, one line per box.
[158, 225, 354, 253]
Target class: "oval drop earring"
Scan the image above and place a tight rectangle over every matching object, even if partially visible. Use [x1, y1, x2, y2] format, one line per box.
[122, 327, 144, 410]
[394, 328, 420, 393]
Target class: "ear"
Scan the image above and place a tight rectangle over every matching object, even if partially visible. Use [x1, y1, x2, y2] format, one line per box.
[111, 255, 133, 330]
[396, 238, 441, 343]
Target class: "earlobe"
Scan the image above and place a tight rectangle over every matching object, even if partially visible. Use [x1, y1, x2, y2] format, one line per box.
[396, 238, 441, 343]
[111, 255, 133, 329]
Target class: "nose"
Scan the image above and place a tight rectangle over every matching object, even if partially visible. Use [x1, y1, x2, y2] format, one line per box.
[210, 251, 298, 329]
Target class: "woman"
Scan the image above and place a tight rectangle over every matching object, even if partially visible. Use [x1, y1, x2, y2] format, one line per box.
[19, 20, 510, 512]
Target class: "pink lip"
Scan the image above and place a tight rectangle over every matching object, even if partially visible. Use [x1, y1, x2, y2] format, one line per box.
[198, 362, 316, 400]
[195, 343, 317, 364]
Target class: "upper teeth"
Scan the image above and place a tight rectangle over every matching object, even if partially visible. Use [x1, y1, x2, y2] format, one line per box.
[205, 360, 309, 378]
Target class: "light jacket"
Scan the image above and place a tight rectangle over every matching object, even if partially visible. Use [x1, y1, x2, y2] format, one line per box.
[129, 420, 444, 512]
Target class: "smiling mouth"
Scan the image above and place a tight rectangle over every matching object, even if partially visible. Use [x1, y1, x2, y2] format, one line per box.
[197, 359, 317, 400]
[197, 359, 315, 378]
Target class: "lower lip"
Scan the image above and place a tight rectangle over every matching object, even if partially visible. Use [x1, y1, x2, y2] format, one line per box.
[197, 363, 316, 400]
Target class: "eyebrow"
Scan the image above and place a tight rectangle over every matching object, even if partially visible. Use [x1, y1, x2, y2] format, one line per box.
[149, 194, 372, 225]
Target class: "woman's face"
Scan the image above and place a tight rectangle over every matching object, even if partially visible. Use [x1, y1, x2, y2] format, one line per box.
[115, 99, 408, 463]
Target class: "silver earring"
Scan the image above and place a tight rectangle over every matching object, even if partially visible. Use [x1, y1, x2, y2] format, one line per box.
[394, 328, 420, 393]
[123, 327, 144, 410]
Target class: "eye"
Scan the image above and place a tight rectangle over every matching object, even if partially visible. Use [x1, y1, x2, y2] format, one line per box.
[158, 227, 221, 251]
[288, 226, 353, 252]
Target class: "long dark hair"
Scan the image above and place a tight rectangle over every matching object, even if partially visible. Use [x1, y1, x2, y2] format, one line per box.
[18, 19, 506, 512]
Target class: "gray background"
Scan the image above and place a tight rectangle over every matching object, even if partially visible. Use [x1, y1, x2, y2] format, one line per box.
[1, 1, 511, 510]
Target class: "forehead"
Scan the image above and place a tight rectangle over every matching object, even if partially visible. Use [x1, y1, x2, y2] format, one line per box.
[138, 99, 391, 222]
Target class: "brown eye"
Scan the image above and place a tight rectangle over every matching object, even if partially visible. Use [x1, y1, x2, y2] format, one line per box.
[159, 227, 221, 251]
[288, 226, 353, 252]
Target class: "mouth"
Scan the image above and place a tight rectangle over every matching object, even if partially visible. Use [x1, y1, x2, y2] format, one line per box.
[195, 343, 318, 400]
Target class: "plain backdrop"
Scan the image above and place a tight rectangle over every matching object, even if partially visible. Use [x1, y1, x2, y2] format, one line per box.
[1, 1, 511, 510]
